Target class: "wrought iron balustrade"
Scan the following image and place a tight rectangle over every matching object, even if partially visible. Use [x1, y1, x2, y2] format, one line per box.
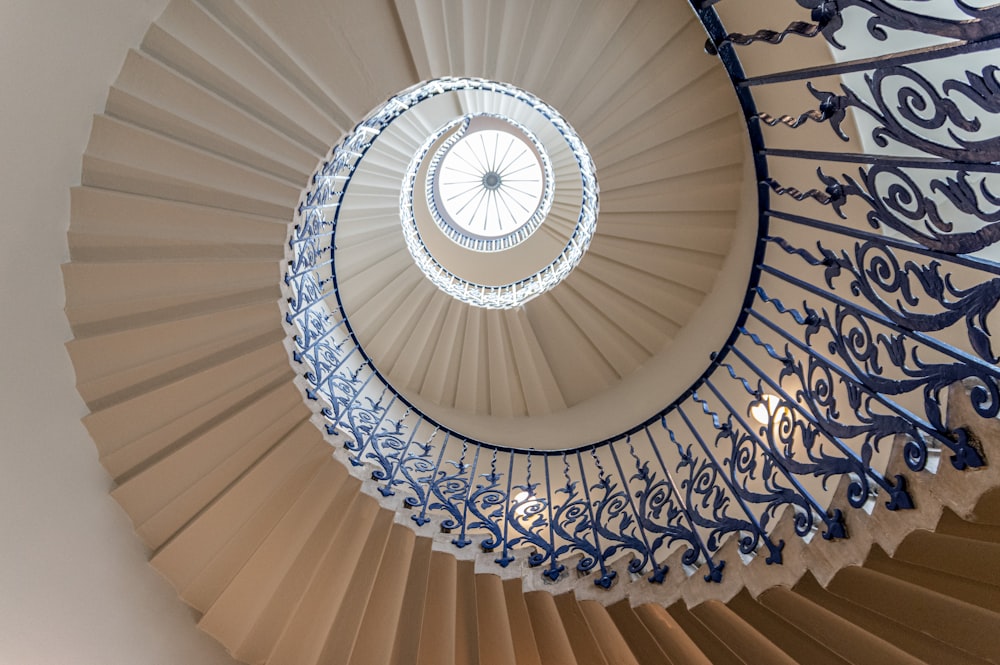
[283, 1, 1000, 591]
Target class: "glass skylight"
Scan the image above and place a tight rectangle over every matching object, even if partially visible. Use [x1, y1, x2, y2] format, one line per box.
[434, 128, 545, 241]
[426, 116, 553, 253]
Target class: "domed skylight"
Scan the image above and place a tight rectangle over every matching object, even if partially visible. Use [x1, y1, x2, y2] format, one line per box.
[427, 117, 552, 251]
[397, 80, 598, 309]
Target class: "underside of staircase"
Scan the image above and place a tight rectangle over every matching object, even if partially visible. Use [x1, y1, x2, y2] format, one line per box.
[61, 0, 1000, 663]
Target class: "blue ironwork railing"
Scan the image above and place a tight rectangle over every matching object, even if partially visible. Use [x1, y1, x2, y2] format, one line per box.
[283, 3, 999, 591]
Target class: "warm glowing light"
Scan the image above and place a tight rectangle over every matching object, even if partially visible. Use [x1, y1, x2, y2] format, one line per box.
[750, 393, 783, 425]
[512, 490, 536, 518]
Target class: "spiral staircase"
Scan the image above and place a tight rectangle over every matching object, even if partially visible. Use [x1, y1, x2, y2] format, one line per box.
[62, 0, 1000, 663]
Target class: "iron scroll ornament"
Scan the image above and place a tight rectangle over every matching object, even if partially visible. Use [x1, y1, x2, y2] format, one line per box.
[707, 0, 1000, 53]
[761, 64, 1000, 164]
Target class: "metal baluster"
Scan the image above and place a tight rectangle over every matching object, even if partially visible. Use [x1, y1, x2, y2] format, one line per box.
[704, 379, 845, 540]
[576, 449, 614, 588]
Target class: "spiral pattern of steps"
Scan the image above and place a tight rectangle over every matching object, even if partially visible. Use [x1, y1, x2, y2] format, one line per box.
[63, 0, 1000, 663]
[288, 1, 752, 441]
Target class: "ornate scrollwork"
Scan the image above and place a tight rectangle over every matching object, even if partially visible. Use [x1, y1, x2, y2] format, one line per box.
[461, 452, 507, 552]
[719, 355, 908, 513]
[399, 433, 442, 526]
[668, 416, 785, 566]
[588, 472, 651, 578]
[691, 392, 846, 541]
[824, 305, 993, 470]
[736, 329, 915, 510]
[549, 470, 608, 585]
[619, 436, 705, 583]
[754, 286, 989, 469]
[777, 65, 1000, 163]
[809, 0, 1000, 46]
[427, 442, 472, 540]
[366, 411, 413, 496]
[766, 236, 1000, 361]
[721, 1, 1000, 52]
[826, 166, 1000, 255]
[506, 485, 558, 577]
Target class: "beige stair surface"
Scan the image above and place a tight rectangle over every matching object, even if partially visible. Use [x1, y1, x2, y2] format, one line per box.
[60, 0, 1000, 664]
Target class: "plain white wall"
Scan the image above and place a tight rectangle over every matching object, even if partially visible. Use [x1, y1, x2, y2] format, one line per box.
[0, 2, 237, 663]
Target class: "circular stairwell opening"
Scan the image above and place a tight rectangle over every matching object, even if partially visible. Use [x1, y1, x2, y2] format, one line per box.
[395, 80, 599, 310]
[427, 115, 553, 253]
[288, 69, 757, 447]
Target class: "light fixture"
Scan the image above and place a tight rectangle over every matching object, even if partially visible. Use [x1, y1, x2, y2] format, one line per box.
[512, 490, 537, 518]
[750, 393, 783, 425]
